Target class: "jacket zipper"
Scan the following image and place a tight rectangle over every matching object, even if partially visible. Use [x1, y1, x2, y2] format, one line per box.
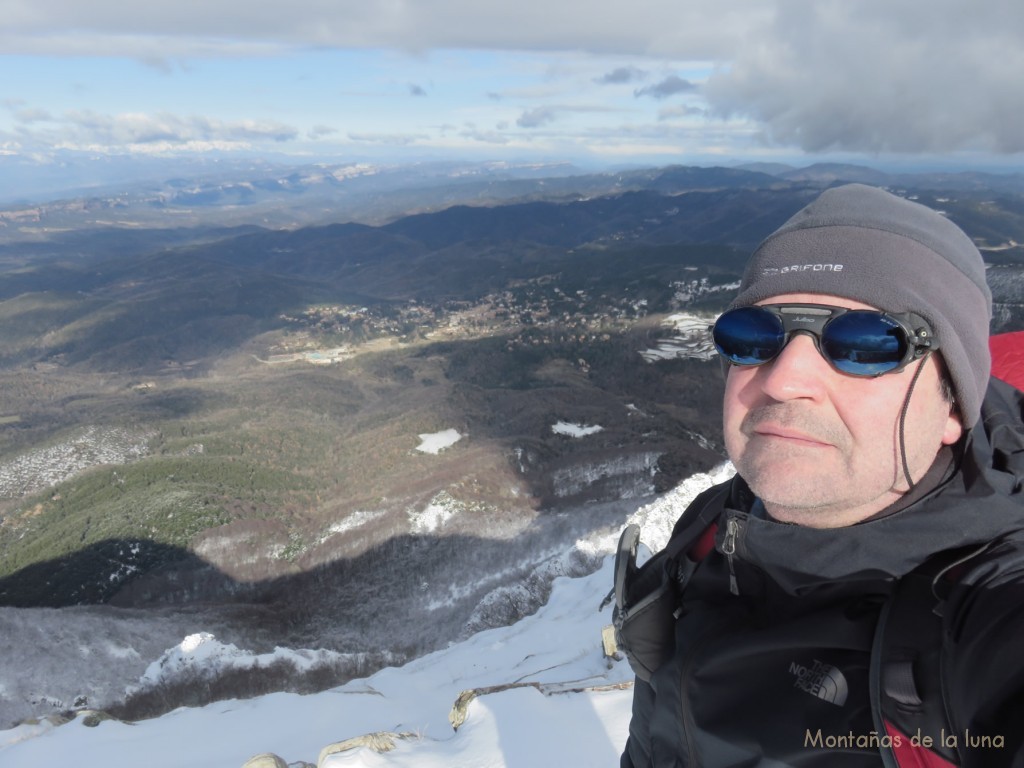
[722, 516, 741, 595]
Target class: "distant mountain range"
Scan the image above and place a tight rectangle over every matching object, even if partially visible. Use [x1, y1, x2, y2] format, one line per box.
[4, 155, 1024, 234]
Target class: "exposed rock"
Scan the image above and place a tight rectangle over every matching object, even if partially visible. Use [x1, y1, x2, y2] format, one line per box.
[449, 683, 540, 730]
[241, 754, 288, 768]
[79, 709, 120, 728]
[449, 680, 634, 730]
[318, 731, 418, 765]
[16, 712, 73, 728]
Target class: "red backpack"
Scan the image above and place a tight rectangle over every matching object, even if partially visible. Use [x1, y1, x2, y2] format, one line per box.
[873, 333, 1024, 767]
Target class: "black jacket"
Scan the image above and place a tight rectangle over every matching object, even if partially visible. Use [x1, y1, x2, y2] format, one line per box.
[620, 378, 1024, 767]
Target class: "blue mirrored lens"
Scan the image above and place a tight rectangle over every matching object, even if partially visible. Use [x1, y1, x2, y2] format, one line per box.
[822, 311, 906, 375]
[713, 307, 785, 364]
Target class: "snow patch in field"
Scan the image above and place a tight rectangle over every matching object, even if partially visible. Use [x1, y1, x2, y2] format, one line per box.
[416, 429, 463, 454]
[551, 421, 604, 437]
[409, 492, 459, 534]
[325, 509, 386, 539]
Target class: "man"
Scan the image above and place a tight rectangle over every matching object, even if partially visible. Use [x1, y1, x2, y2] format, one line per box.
[615, 184, 1024, 767]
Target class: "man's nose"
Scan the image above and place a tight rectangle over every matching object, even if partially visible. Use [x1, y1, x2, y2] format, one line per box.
[758, 333, 831, 401]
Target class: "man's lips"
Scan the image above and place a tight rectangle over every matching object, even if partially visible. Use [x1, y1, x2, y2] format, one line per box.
[751, 424, 833, 447]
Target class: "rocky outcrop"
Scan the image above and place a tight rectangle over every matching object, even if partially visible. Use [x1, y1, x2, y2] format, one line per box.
[241, 754, 292, 768]
[448, 680, 632, 731]
[318, 732, 418, 765]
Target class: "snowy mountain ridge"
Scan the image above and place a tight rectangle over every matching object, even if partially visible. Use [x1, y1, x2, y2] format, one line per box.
[0, 463, 734, 768]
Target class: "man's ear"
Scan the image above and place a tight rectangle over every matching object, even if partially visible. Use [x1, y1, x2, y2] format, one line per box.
[941, 408, 963, 446]
[935, 356, 963, 446]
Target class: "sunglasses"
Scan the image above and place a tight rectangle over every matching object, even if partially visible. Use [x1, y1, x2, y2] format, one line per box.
[711, 304, 939, 377]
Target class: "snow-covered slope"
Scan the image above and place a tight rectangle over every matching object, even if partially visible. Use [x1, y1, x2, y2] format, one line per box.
[0, 463, 734, 768]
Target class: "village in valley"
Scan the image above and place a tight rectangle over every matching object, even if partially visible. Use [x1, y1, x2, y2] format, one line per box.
[264, 273, 734, 365]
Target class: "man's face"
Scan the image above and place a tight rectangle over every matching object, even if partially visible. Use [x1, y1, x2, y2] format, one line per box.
[722, 293, 964, 528]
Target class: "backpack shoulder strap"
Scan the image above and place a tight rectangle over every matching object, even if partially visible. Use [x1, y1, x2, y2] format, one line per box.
[605, 481, 732, 682]
[871, 546, 989, 768]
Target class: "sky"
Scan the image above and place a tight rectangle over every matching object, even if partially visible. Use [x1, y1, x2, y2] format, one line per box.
[1, 0, 1024, 171]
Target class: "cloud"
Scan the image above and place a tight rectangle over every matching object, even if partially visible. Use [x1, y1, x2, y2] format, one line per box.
[702, 0, 1024, 154]
[595, 66, 648, 85]
[517, 107, 558, 129]
[347, 131, 429, 145]
[459, 127, 511, 145]
[516, 104, 621, 129]
[2, 1, 1023, 157]
[0, 31, 289, 60]
[72, 111, 298, 144]
[634, 75, 697, 99]
[0, 2, 758, 58]
[135, 54, 194, 75]
[657, 104, 707, 121]
[14, 107, 54, 124]
[308, 125, 338, 139]
[137, 55, 175, 75]
[14, 110, 300, 152]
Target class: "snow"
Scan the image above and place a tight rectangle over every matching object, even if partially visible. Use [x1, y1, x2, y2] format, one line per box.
[552, 452, 662, 499]
[324, 509, 387, 539]
[0, 425, 156, 498]
[135, 632, 357, 689]
[0, 463, 735, 768]
[0, 561, 633, 768]
[638, 312, 719, 363]
[415, 429, 463, 454]
[551, 421, 604, 437]
[408, 493, 458, 534]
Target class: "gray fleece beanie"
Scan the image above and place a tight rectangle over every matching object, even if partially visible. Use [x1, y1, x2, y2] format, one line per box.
[733, 183, 992, 427]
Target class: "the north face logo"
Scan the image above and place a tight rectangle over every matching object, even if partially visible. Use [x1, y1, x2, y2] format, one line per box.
[789, 660, 849, 706]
